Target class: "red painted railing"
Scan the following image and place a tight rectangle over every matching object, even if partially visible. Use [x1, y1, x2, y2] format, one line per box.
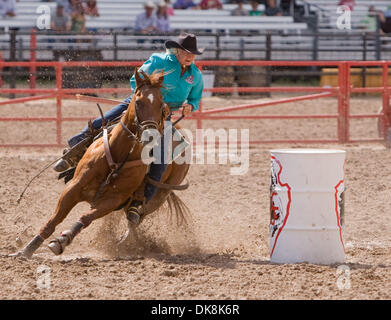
[0, 60, 390, 147]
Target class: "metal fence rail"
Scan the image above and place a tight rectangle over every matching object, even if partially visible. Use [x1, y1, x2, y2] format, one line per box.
[0, 60, 390, 147]
[1, 30, 391, 62]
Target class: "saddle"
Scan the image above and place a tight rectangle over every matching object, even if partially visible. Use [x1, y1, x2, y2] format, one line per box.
[58, 116, 190, 185]
[58, 116, 122, 184]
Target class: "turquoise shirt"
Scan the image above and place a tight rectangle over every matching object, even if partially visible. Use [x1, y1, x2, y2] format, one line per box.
[130, 52, 203, 111]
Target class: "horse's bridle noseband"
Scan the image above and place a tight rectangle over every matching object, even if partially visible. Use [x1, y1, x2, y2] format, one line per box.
[120, 88, 168, 143]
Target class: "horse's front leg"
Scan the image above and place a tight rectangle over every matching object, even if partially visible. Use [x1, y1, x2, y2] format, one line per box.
[9, 181, 84, 259]
[47, 195, 124, 256]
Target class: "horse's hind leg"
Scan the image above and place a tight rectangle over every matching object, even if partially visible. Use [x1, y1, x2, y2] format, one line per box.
[10, 182, 82, 259]
[48, 196, 123, 256]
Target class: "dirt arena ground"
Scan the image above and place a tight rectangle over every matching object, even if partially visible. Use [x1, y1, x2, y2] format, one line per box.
[0, 94, 390, 300]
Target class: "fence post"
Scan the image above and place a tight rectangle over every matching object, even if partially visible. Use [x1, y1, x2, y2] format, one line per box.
[266, 33, 272, 98]
[197, 65, 203, 132]
[239, 38, 244, 60]
[0, 52, 3, 88]
[56, 63, 63, 147]
[215, 33, 221, 60]
[266, 33, 272, 61]
[312, 32, 319, 61]
[375, 16, 381, 60]
[9, 29, 17, 99]
[381, 63, 391, 146]
[113, 32, 118, 61]
[338, 62, 350, 143]
[362, 33, 367, 92]
[30, 29, 37, 96]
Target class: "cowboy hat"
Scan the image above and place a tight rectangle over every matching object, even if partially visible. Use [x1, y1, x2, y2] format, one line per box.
[144, 1, 155, 8]
[165, 33, 204, 55]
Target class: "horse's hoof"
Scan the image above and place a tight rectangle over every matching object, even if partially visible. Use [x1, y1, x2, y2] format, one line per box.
[48, 239, 63, 255]
[125, 206, 141, 225]
[127, 212, 140, 225]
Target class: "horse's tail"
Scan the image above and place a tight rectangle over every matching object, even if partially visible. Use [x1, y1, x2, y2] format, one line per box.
[166, 191, 191, 227]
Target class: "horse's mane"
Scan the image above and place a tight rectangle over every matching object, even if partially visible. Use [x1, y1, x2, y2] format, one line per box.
[144, 70, 165, 89]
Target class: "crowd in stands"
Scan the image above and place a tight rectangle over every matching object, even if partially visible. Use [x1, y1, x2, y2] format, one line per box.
[134, 1, 172, 34]
[48, 0, 99, 33]
[366, 5, 391, 34]
[133, 0, 290, 35]
[231, 0, 282, 17]
[5, 0, 391, 37]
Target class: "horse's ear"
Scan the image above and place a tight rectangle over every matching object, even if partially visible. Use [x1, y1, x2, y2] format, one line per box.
[135, 69, 144, 88]
[140, 70, 151, 85]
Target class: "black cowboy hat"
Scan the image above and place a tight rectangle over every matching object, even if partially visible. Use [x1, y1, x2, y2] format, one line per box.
[165, 33, 204, 55]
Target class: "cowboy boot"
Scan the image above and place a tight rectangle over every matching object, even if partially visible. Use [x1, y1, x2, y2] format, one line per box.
[53, 148, 71, 172]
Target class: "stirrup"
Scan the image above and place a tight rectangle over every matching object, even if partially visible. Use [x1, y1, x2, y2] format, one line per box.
[125, 205, 141, 225]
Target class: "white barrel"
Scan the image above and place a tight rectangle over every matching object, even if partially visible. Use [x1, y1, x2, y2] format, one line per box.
[269, 149, 346, 264]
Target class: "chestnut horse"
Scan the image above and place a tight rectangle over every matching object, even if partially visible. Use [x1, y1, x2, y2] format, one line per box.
[11, 69, 191, 259]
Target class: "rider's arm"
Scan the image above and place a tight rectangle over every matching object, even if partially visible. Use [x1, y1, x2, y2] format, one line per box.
[186, 73, 203, 112]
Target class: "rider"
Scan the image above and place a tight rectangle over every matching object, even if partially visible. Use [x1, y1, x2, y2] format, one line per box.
[54, 33, 204, 223]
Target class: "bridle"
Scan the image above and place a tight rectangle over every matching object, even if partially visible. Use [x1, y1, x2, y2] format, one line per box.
[120, 85, 168, 143]
[97, 85, 168, 204]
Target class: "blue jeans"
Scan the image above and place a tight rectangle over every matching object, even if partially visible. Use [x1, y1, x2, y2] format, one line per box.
[68, 95, 171, 203]
[144, 114, 172, 202]
[68, 95, 133, 148]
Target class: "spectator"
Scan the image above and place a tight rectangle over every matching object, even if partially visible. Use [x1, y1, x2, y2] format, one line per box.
[51, 3, 71, 31]
[199, 0, 222, 10]
[165, 0, 174, 16]
[249, 0, 262, 16]
[280, 0, 294, 15]
[156, 1, 171, 33]
[338, 0, 355, 11]
[66, 0, 80, 16]
[134, 1, 157, 34]
[70, 1, 86, 33]
[83, 0, 99, 17]
[231, 0, 248, 16]
[0, 0, 16, 17]
[380, 5, 391, 34]
[264, 0, 282, 16]
[363, 5, 391, 34]
[173, 0, 198, 10]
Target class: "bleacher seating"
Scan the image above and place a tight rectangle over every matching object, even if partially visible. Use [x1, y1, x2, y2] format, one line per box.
[0, 0, 310, 61]
[303, 0, 391, 60]
[3, 0, 391, 61]
[0, 0, 307, 32]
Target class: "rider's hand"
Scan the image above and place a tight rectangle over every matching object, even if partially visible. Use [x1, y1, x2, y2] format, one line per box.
[182, 103, 193, 116]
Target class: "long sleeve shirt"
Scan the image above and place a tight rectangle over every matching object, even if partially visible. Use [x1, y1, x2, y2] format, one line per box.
[134, 12, 157, 32]
[130, 52, 203, 111]
[156, 15, 171, 33]
[0, 0, 16, 17]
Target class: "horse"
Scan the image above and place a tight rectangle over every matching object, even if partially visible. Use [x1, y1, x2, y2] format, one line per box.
[10, 69, 191, 259]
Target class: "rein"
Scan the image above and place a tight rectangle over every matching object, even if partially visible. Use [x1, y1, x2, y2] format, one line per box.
[94, 93, 166, 205]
